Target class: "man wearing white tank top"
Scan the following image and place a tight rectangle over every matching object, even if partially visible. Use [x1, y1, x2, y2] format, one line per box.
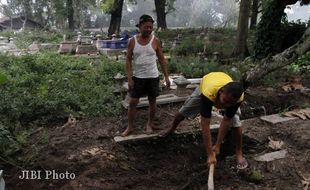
[122, 15, 170, 137]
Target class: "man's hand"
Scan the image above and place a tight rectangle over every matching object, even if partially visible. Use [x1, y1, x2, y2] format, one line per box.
[164, 77, 171, 89]
[128, 78, 134, 90]
[207, 151, 217, 166]
[213, 144, 221, 156]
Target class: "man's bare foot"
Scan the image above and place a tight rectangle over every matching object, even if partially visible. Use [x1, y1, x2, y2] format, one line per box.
[236, 157, 248, 170]
[146, 122, 157, 134]
[145, 126, 153, 134]
[158, 128, 174, 137]
[236, 152, 248, 169]
[121, 127, 133, 137]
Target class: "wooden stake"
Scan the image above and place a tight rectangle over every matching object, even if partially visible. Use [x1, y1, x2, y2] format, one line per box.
[208, 164, 215, 190]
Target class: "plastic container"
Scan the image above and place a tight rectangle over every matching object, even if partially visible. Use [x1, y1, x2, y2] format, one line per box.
[101, 40, 113, 48]
[110, 40, 127, 49]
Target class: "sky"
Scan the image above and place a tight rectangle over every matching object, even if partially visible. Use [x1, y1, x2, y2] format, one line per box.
[285, 3, 310, 22]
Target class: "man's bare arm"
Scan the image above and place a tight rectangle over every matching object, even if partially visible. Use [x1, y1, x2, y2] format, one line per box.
[155, 38, 170, 88]
[201, 116, 216, 165]
[126, 38, 134, 89]
[213, 116, 232, 154]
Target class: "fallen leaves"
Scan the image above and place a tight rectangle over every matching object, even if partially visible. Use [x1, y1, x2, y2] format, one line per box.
[268, 137, 284, 150]
[81, 146, 116, 160]
[283, 108, 310, 120]
[281, 77, 304, 92]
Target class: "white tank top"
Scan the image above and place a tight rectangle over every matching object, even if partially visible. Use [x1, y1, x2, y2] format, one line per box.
[132, 35, 159, 78]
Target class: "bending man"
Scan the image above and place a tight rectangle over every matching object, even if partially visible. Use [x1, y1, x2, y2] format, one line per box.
[160, 72, 248, 169]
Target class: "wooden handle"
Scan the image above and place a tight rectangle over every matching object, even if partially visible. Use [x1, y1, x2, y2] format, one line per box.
[208, 164, 215, 190]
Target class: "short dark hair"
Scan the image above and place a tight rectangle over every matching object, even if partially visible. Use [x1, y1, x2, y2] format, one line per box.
[136, 14, 154, 27]
[221, 82, 244, 100]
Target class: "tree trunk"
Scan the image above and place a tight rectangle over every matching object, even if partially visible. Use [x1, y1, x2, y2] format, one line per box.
[67, 0, 74, 31]
[154, 0, 167, 29]
[22, 17, 27, 30]
[231, 0, 251, 60]
[19, 16, 28, 31]
[108, 0, 124, 36]
[250, 0, 258, 30]
[22, 0, 32, 20]
[253, 0, 298, 59]
[9, 16, 12, 31]
[45, 3, 52, 28]
[243, 26, 310, 86]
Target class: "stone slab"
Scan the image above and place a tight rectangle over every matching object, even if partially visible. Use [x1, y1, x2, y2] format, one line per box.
[28, 42, 40, 51]
[40, 43, 59, 51]
[121, 94, 188, 109]
[7, 49, 37, 56]
[58, 42, 77, 54]
[75, 44, 97, 54]
[187, 78, 201, 84]
[114, 124, 220, 143]
[254, 150, 288, 162]
[123, 79, 198, 91]
[260, 114, 297, 124]
[98, 48, 126, 56]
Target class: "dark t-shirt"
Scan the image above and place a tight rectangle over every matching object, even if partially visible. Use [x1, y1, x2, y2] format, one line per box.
[200, 94, 241, 118]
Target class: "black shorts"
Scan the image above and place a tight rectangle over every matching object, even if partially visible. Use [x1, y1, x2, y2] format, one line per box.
[130, 77, 160, 98]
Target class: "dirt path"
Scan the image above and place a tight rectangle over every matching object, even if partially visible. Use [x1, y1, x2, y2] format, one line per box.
[4, 88, 310, 190]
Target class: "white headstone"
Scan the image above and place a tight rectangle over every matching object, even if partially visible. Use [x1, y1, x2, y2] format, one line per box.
[0, 170, 5, 190]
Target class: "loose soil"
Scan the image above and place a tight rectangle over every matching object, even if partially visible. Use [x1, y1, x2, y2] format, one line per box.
[3, 86, 310, 190]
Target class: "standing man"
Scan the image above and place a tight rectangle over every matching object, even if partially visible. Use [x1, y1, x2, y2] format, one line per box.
[160, 72, 248, 169]
[122, 14, 170, 137]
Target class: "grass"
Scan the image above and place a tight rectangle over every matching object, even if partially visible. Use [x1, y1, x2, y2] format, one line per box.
[0, 52, 125, 164]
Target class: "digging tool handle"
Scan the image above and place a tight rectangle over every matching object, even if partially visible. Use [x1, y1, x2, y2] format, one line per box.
[208, 164, 215, 190]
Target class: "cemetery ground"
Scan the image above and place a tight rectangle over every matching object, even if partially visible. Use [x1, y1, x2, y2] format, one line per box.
[4, 85, 310, 190]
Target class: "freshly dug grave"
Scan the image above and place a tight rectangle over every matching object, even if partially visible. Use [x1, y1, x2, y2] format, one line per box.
[3, 87, 310, 190]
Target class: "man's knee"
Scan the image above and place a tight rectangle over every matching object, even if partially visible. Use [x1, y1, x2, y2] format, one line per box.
[232, 126, 242, 135]
[129, 98, 139, 108]
[175, 112, 185, 121]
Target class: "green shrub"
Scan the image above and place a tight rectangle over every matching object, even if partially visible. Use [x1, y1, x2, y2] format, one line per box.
[287, 52, 310, 80]
[169, 56, 221, 78]
[173, 38, 204, 56]
[0, 31, 14, 38]
[0, 53, 124, 121]
[251, 52, 310, 87]
[6, 31, 72, 49]
[157, 28, 247, 58]
[0, 52, 125, 162]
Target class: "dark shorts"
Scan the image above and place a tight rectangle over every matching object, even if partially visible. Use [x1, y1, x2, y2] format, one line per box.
[130, 77, 160, 98]
[179, 87, 242, 127]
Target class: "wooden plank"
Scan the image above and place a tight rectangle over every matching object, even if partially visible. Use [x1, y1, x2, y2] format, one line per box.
[114, 124, 220, 143]
[114, 133, 158, 143]
[260, 114, 297, 124]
